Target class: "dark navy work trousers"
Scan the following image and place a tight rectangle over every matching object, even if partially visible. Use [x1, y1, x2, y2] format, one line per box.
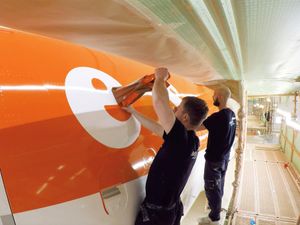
[134, 200, 183, 225]
[204, 159, 229, 221]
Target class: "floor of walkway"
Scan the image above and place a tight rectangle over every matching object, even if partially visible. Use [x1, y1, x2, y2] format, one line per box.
[182, 133, 300, 225]
[232, 138, 300, 225]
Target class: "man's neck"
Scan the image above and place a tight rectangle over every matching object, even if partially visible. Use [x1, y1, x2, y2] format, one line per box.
[182, 121, 196, 131]
[218, 103, 228, 111]
[184, 123, 195, 131]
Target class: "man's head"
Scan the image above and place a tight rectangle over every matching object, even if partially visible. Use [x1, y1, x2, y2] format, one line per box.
[174, 97, 208, 130]
[213, 86, 231, 107]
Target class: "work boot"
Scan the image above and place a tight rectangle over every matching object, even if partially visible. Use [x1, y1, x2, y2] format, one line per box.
[198, 216, 220, 225]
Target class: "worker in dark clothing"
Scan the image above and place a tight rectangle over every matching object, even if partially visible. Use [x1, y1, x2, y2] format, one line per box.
[124, 67, 209, 225]
[198, 86, 236, 225]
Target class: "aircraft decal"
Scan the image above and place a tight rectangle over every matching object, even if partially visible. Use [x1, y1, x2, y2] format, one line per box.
[65, 67, 141, 149]
[65, 67, 182, 149]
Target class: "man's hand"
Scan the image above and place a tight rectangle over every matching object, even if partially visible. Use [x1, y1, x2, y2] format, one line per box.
[155, 67, 169, 82]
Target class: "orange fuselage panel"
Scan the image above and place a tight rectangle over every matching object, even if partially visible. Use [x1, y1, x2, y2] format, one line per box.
[0, 28, 215, 213]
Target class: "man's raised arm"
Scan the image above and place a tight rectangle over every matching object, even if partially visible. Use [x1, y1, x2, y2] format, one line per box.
[123, 106, 164, 137]
[152, 68, 176, 134]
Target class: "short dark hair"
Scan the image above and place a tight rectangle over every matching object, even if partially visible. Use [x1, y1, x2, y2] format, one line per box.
[182, 96, 208, 126]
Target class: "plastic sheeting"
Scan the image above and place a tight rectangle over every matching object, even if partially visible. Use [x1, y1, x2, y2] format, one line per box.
[2, 0, 300, 96]
[0, 0, 220, 84]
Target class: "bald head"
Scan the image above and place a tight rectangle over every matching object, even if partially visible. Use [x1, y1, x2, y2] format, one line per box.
[213, 86, 231, 108]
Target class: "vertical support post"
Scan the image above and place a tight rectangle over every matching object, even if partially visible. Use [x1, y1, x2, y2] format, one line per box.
[266, 98, 269, 134]
[292, 91, 298, 120]
[291, 129, 295, 163]
[225, 81, 247, 224]
[284, 121, 287, 154]
[279, 119, 283, 146]
[269, 97, 273, 134]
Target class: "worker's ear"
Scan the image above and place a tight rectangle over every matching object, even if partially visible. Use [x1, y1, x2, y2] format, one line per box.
[183, 113, 190, 123]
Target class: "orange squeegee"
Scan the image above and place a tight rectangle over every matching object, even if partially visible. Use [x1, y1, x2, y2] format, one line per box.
[112, 74, 170, 107]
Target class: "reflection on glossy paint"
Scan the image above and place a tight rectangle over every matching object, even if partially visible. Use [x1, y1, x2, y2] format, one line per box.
[36, 183, 48, 195]
[147, 148, 157, 156]
[47, 176, 55, 181]
[57, 165, 65, 171]
[0, 85, 197, 103]
[132, 157, 154, 170]
[0, 26, 10, 29]
[69, 168, 87, 181]
[0, 85, 109, 93]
